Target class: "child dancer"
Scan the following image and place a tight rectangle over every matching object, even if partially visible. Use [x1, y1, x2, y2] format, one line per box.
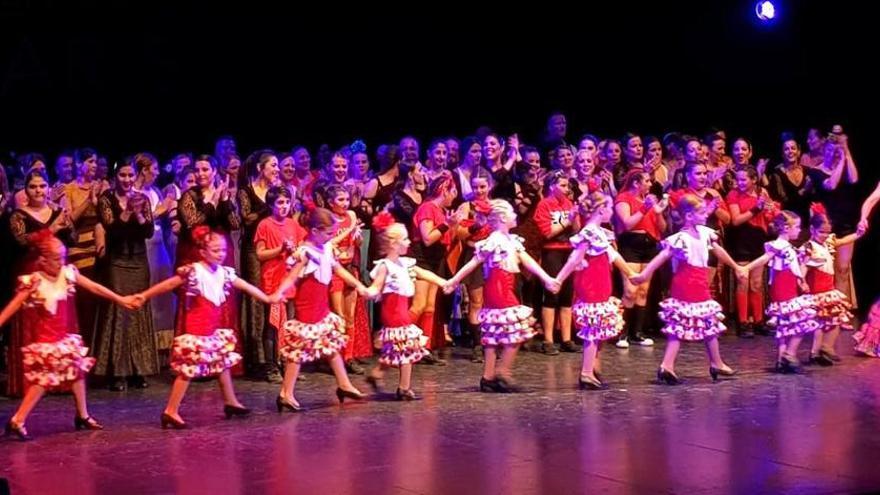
[555, 189, 636, 389]
[364, 212, 447, 400]
[854, 298, 880, 357]
[136, 227, 281, 429]
[801, 203, 863, 365]
[444, 199, 560, 392]
[631, 194, 745, 384]
[274, 207, 370, 411]
[1, 230, 139, 440]
[743, 211, 820, 373]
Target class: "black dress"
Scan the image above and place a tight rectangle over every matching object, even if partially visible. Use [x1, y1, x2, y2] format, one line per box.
[238, 185, 270, 370]
[91, 191, 159, 379]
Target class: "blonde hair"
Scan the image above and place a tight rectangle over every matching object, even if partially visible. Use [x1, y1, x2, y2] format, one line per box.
[578, 191, 611, 218]
[486, 199, 514, 227]
[378, 222, 408, 256]
[670, 193, 704, 226]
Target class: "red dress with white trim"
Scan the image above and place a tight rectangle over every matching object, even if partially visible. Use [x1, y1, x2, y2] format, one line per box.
[473, 231, 537, 346]
[569, 225, 625, 342]
[370, 257, 430, 366]
[170, 262, 243, 378]
[658, 226, 726, 341]
[801, 237, 853, 331]
[17, 265, 95, 389]
[279, 245, 348, 363]
[764, 239, 820, 338]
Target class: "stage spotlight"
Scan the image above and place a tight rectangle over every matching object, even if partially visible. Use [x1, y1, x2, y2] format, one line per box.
[755, 1, 776, 21]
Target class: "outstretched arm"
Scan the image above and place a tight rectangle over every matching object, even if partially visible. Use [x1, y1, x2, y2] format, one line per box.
[630, 249, 672, 285]
[413, 266, 447, 287]
[554, 245, 587, 286]
[0, 289, 31, 328]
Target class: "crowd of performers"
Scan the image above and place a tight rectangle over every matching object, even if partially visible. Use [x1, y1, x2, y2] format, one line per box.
[4, 116, 880, 441]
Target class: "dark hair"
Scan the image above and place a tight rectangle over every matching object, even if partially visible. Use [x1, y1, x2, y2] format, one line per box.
[426, 171, 455, 199]
[24, 169, 49, 187]
[622, 169, 649, 191]
[733, 137, 753, 152]
[75, 148, 97, 164]
[176, 165, 195, 185]
[244, 149, 277, 182]
[194, 154, 218, 170]
[323, 184, 349, 204]
[134, 152, 158, 174]
[266, 185, 293, 207]
[579, 134, 599, 147]
[376, 144, 400, 174]
[735, 165, 758, 182]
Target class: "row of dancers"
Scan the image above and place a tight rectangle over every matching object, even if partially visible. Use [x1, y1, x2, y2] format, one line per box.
[0, 191, 869, 440]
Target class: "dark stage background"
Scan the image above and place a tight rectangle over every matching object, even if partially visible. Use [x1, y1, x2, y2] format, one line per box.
[2, 0, 879, 306]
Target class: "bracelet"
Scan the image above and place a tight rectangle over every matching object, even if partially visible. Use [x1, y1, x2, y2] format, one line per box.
[436, 224, 449, 234]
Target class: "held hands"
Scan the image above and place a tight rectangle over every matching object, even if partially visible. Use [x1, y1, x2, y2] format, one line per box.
[798, 279, 810, 293]
[119, 294, 145, 310]
[442, 280, 458, 295]
[629, 272, 647, 285]
[544, 277, 561, 294]
[856, 222, 868, 238]
[733, 265, 749, 282]
[268, 291, 286, 304]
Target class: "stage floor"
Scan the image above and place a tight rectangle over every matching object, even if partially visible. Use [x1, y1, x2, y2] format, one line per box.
[3, 333, 880, 495]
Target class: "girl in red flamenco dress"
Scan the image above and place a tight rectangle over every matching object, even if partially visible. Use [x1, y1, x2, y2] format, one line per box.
[1, 230, 140, 440]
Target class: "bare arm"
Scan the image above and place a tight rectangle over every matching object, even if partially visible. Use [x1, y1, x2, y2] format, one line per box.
[630, 248, 672, 284]
[711, 242, 742, 270]
[519, 250, 556, 287]
[742, 253, 771, 273]
[76, 272, 127, 305]
[445, 257, 482, 290]
[137, 274, 186, 301]
[860, 182, 880, 226]
[612, 255, 636, 277]
[256, 239, 286, 263]
[333, 263, 367, 292]
[412, 266, 447, 286]
[0, 289, 31, 328]
[232, 277, 274, 304]
[554, 245, 587, 285]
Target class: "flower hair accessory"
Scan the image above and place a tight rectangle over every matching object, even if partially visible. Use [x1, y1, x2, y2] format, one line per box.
[810, 202, 827, 217]
[473, 199, 492, 215]
[349, 140, 367, 154]
[191, 225, 214, 247]
[372, 211, 396, 232]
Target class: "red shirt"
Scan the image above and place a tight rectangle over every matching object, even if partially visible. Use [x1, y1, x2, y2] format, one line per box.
[254, 216, 306, 294]
[413, 201, 450, 246]
[614, 190, 662, 240]
[725, 190, 774, 232]
[534, 195, 575, 250]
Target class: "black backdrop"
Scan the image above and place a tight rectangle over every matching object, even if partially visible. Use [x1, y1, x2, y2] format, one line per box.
[2, 0, 879, 307]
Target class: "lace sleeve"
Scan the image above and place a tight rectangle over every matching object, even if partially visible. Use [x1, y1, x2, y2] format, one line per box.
[238, 188, 260, 227]
[178, 190, 206, 230]
[97, 194, 115, 227]
[9, 211, 28, 246]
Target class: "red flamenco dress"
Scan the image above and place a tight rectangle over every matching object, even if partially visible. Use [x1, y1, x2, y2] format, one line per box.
[330, 212, 372, 361]
[801, 237, 853, 332]
[170, 263, 243, 378]
[569, 225, 625, 343]
[370, 257, 430, 366]
[658, 226, 726, 341]
[473, 232, 537, 346]
[279, 245, 349, 363]
[17, 266, 95, 391]
[764, 239, 820, 338]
